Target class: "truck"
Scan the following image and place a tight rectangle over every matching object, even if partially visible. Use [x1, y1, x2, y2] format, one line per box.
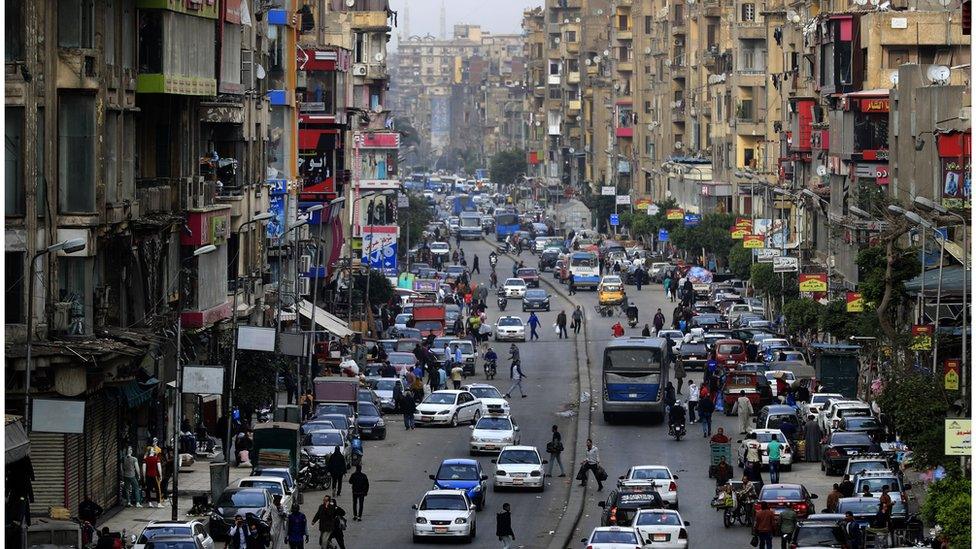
[809, 343, 861, 398]
[250, 421, 302, 475]
[458, 212, 483, 240]
[411, 303, 447, 337]
[451, 194, 476, 216]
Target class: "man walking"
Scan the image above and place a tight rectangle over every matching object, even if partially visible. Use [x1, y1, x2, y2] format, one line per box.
[286, 504, 308, 549]
[653, 308, 666, 334]
[348, 465, 369, 521]
[327, 447, 346, 497]
[496, 503, 515, 549]
[310, 496, 334, 547]
[778, 505, 797, 549]
[568, 273, 576, 295]
[767, 434, 783, 483]
[674, 358, 686, 394]
[400, 390, 416, 430]
[505, 361, 527, 399]
[556, 310, 568, 339]
[577, 439, 604, 491]
[663, 275, 672, 301]
[527, 312, 541, 341]
[697, 394, 714, 437]
[472, 254, 480, 274]
[754, 502, 776, 549]
[546, 425, 566, 477]
[687, 380, 699, 423]
[733, 390, 754, 434]
[572, 306, 583, 335]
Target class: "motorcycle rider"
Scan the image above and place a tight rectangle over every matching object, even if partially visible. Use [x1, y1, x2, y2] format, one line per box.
[668, 400, 687, 435]
[489, 251, 498, 267]
[626, 301, 639, 326]
[483, 347, 498, 377]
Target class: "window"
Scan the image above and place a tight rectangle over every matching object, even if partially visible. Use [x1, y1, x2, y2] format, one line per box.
[548, 87, 562, 99]
[565, 30, 577, 43]
[741, 3, 756, 21]
[58, 95, 96, 213]
[6, 252, 24, 323]
[355, 32, 365, 63]
[549, 61, 561, 75]
[645, 15, 653, 34]
[644, 173, 653, 194]
[221, 23, 243, 90]
[58, 0, 94, 48]
[59, 257, 92, 336]
[105, 0, 116, 65]
[5, 0, 23, 61]
[738, 40, 766, 72]
[121, 2, 134, 69]
[887, 48, 909, 69]
[104, 113, 119, 204]
[646, 140, 656, 161]
[5, 107, 25, 216]
[618, 14, 630, 31]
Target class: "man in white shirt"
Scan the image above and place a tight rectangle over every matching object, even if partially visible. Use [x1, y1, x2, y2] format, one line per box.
[578, 439, 604, 491]
[687, 381, 700, 423]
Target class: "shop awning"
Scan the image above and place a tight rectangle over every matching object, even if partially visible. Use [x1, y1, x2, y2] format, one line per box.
[904, 265, 971, 298]
[297, 300, 355, 337]
[114, 380, 157, 408]
[5, 415, 30, 464]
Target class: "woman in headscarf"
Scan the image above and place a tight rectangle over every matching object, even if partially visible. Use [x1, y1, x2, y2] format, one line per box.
[803, 414, 822, 462]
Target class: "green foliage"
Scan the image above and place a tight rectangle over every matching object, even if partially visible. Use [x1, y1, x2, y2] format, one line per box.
[876, 367, 949, 470]
[728, 245, 753, 280]
[580, 186, 616, 233]
[783, 298, 824, 340]
[398, 191, 434, 252]
[751, 263, 776, 295]
[489, 149, 528, 186]
[856, 245, 921, 307]
[921, 476, 971, 548]
[750, 262, 798, 307]
[818, 299, 881, 341]
[214, 331, 281, 416]
[668, 213, 736, 266]
[351, 269, 395, 307]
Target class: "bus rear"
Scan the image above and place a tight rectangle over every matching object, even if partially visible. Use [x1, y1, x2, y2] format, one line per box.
[569, 252, 600, 288]
[494, 211, 520, 242]
[602, 337, 668, 422]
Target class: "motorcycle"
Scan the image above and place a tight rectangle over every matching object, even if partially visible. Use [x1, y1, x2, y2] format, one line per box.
[255, 405, 273, 424]
[627, 316, 638, 329]
[668, 422, 687, 441]
[484, 359, 497, 380]
[350, 433, 364, 467]
[497, 296, 508, 311]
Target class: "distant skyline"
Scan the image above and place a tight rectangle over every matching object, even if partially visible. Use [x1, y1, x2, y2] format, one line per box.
[387, 0, 537, 50]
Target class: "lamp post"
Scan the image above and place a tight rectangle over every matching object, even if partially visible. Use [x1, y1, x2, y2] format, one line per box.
[301, 204, 324, 393]
[224, 212, 273, 461]
[801, 189, 833, 299]
[24, 238, 87, 431]
[173, 243, 218, 521]
[273, 218, 309, 406]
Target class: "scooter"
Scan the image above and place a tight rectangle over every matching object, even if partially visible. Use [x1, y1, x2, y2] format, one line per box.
[668, 422, 687, 441]
[484, 359, 497, 380]
[628, 315, 639, 329]
[497, 296, 508, 311]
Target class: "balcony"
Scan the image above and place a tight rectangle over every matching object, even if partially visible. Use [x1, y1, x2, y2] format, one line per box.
[350, 11, 391, 30]
[617, 60, 634, 72]
[135, 179, 174, 214]
[735, 22, 766, 40]
[671, 20, 686, 34]
[567, 71, 581, 84]
[566, 40, 579, 54]
[547, 23, 561, 34]
[616, 29, 633, 40]
[568, 99, 581, 112]
[735, 118, 764, 136]
[366, 63, 387, 80]
[672, 109, 686, 123]
[616, 126, 634, 138]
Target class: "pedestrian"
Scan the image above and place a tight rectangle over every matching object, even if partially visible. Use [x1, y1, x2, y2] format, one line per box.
[744, 435, 763, 484]
[714, 456, 734, 487]
[568, 273, 576, 295]
[327, 447, 346, 497]
[653, 308, 665, 333]
[641, 324, 651, 337]
[496, 502, 515, 549]
[663, 276, 672, 301]
[508, 345, 520, 378]
[697, 395, 714, 437]
[142, 447, 162, 507]
[505, 361, 527, 398]
[753, 501, 776, 549]
[673, 358, 686, 394]
[733, 390, 754, 434]
[546, 425, 566, 477]
[663, 381, 676, 416]
[437, 365, 448, 391]
[687, 380, 699, 423]
[324, 500, 347, 549]
[767, 434, 783, 483]
[556, 310, 568, 339]
[286, 504, 308, 549]
[450, 362, 464, 390]
[843, 512, 863, 549]
[611, 321, 624, 337]
[778, 505, 797, 549]
[572, 306, 583, 335]
[878, 485, 893, 529]
[826, 484, 842, 513]
[121, 447, 142, 507]
[310, 496, 334, 547]
[576, 439, 604, 491]
[838, 475, 856, 498]
[472, 255, 480, 274]
[228, 515, 252, 549]
[527, 312, 541, 340]
[803, 414, 822, 462]
[348, 465, 369, 521]
[235, 430, 253, 466]
[400, 390, 416, 430]
[300, 389, 314, 420]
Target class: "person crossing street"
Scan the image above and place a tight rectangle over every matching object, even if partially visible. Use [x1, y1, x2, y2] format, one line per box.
[556, 310, 568, 339]
[527, 311, 541, 341]
[572, 306, 583, 335]
[505, 360, 527, 398]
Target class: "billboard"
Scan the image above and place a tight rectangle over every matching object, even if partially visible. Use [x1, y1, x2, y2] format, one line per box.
[753, 218, 797, 249]
[361, 225, 399, 271]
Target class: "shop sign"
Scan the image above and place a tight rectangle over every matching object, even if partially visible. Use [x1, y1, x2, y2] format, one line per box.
[601, 186, 616, 196]
[944, 359, 961, 391]
[945, 419, 971, 456]
[616, 194, 631, 205]
[798, 273, 828, 293]
[772, 256, 799, 272]
[941, 157, 972, 210]
[846, 291, 864, 312]
[860, 98, 890, 113]
[909, 324, 934, 351]
[666, 208, 684, 220]
[755, 249, 781, 263]
[742, 234, 765, 249]
[730, 226, 750, 239]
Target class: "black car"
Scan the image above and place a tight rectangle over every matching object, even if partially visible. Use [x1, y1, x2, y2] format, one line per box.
[838, 416, 884, 440]
[691, 313, 725, 330]
[355, 402, 387, 440]
[822, 432, 881, 475]
[835, 497, 882, 529]
[522, 289, 551, 312]
[539, 249, 560, 271]
[790, 519, 849, 548]
[598, 486, 666, 526]
[209, 488, 280, 539]
[358, 387, 382, 409]
[676, 342, 709, 371]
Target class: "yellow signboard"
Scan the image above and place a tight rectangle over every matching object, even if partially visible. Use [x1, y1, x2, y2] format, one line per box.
[742, 235, 765, 249]
[667, 208, 684, 221]
[846, 291, 865, 313]
[730, 227, 749, 239]
[798, 274, 828, 293]
[945, 359, 961, 390]
[945, 419, 971, 456]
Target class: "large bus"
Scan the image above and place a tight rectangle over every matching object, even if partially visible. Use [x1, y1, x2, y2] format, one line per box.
[494, 209, 520, 242]
[568, 251, 600, 289]
[602, 337, 670, 423]
[458, 212, 483, 240]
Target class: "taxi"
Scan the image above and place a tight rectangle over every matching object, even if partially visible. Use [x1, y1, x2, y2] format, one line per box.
[598, 275, 626, 306]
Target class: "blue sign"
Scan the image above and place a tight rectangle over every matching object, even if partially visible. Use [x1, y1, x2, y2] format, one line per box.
[267, 179, 288, 242]
[684, 213, 701, 227]
[362, 229, 398, 271]
[658, 228, 669, 242]
[609, 214, 619, 227]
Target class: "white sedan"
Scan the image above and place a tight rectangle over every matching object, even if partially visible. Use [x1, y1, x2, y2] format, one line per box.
[494, 316, 526, 342]
[582, 526, 645, 548]
[469, 415, 520, 454]
[502, 277, 528, 298]
[429, 241, 450, 256]
[462, 383, 511, 416]
[492, 445, 546, 491]
[617, 465, 680, 509]
[632, 508, 690, 548]
[416, 390, 482, 427]
[412, 489, 477, 543]
[736, 429, 794, 469]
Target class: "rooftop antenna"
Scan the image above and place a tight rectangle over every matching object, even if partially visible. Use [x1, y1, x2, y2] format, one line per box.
[439, 0, 447, 39]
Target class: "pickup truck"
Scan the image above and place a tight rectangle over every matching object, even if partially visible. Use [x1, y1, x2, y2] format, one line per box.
[250, 422, 302, 476]
[313, 377, 359, 415]
[411, 303, 447, 337]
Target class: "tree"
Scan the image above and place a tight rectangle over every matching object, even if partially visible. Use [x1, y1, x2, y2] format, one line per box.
[782, 298, 824, 342]
[921, 476, 971, 547]
[489, 149, 527, 186]
[397, 191, 433, 253]
[750, 262, 799, 307]
[818, 299, 881, 341]
[876, 365, 950, 469]
[728, 245, 752, 280]
[856, 243, 920, 341]
[669, 213, 736, 267]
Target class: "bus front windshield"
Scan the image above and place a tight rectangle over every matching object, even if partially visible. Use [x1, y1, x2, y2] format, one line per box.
[604, 348, 664, 371]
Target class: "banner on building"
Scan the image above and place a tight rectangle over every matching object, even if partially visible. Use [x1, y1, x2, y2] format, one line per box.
[635, 198, 653, 210]
[846, 291, 865, 312]
[182, 365, 225, 395]
[666, 208, 684, 220]
[31, 399, 86, 434]
[601, 186, 616, 196]
[945, 419, 971, 456]
[361, 225, 399, 271]
[730, 225, 750, 239]
[753, 218, 797, 249]
[937, 131, 971, 210]
[238, 326, 277, 352]
[909, 324, 934, 351]
[742, 235, 765, 249]
[945, 359, 961, 390]
[798, 273, 828, 293]
[268, 179, 288, 242]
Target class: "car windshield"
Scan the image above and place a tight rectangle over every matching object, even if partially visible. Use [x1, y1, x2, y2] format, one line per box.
[255, 470, 293, 488]
[635, 512, 681, 526]
[630, 468, 670, 480]
[837, 408, 871, 418]
[446, 266, 465, 275]
[395, 314, 411, 324]
[475, 417, 513, 430]
[374, 379, 398, 391]
[505, 279, 525, 286]
[468, 386, 503, 399]
[591, 531, 639, 543]
[315, 404, 350, 416]
[388, 353, 415, 364]
[760, 488, 803, 501]
[239, 480, 283, 495]
[811, 395, 838, 405]
[525, 290, 547, 299]
[838, 499, 882, 514]
[359, 403, 380, 417]
[768, 414, 799, 429]
[794, 525, 845, 547]
[305, 432, 343, 446]
[498, 318, 523, 327]
[450, 342, 474, 354]
[318, 416, 350, 430]
[138, 527, 192, 544]
[832, 433, 873, 445]
[753, 432, 779, 443]
[424, 393, 458, 405]
[517, 269, 538, 276]
[681, 344, 708, 354]
[498, 449, 540, 465]
[718, 344, 743, 354]
[848, 461, 890, 474]
[436, 463, 479, 480]
[146, 542, 197, 549]
[302, 421, 335, 432]
[413, 321, 443, 331]
[217, 491, 266, 507]
[430, 243, 449, 252]
[844, 417, 881, 430]
[420, 495, 468, 511]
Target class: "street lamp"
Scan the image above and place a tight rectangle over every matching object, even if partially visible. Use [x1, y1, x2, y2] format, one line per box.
[173, 243, 217, 520]
[302, 204, 325, 392]
[24, 238, 87, 431]
[224, 212, 273, 461]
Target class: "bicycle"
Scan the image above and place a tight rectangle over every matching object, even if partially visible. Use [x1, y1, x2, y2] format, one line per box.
[723, 497, 755, 528]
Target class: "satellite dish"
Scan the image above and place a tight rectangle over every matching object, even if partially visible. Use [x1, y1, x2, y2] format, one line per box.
[787, 9, 798, 19]
[674, 141, 684, 149]
[597, 8, 604, 15]
[555, 37, 561, 43]
[644, 47, 652, 54]
[564, 19, 570, 23]
[792, 13, 802, 22]
[869, 0, 880, 6]
[256, 64, 266, 80]
[585, 58, 593, 66]
[816, 165, 828, 176]
[345, 0, 355, 6]
[613, 82, 621, 90]
[593, 55, 601, 63]
[374, 52, 385, 62]
[927, 65, 951, 83]
[889, 71, 899, 86]
[603, 49, 610, 56]
[568, 147, 575, 153]
[575, 17, 581, 22]
[647, 123, 654, 131]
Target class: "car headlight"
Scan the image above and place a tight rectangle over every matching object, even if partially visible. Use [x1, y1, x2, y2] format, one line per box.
[454, 518, 467, 524]
[416, 517, 428, 524]
[376, 419, 385, 427]
[530, 470, 542, 477]
[437, 410, 450, 415]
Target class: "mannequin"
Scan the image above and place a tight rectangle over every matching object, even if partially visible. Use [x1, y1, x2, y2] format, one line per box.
[121, 447, 142, 507]
[142, 447, 162, 507]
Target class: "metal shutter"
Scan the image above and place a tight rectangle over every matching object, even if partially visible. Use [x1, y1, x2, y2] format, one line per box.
[84, 394, 120, 510]
[28, 433, 66, 511]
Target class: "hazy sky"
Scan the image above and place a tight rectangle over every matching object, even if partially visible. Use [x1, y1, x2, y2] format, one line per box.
[388, 0, 538, 50]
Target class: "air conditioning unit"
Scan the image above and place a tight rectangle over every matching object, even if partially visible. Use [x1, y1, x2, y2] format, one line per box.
[300, 254, 312, 273]
[352, 64, 368, 76]
[299, 277, 311, 296]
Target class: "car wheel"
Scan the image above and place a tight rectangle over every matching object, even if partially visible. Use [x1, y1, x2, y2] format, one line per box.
[451, 413, 459, 427]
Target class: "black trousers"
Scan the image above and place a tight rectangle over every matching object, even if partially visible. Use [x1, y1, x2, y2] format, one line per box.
[331, 474, 344, 496]
[352, 494, 366, 518]
[326, 529, 345, 549]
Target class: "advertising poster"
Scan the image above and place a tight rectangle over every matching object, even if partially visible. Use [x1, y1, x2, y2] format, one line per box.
[667, 208, 684, 220]
[846, 291, 865, 312]
[944, 359, 961, 390]
[909, 324, 934, 351]
[941, 157, 971, 210]
[945, 419, 971, 456]
[798, 273, 828, 293]
[361, 225, 399, 271]
[753, 218, 797, 249]
[742, 235, 765, 249]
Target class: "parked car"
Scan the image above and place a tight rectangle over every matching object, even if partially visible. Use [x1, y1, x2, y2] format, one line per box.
[233, 476, 292, 513]
[354, 402, 387, 440]
[822, 432, 881, 475]
[135, 521, 214, 549]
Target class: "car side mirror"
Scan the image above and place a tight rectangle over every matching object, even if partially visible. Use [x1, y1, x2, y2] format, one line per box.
[469, 425, 475, 430]
[736, 440, 742, 444]
[469, 504, 476, 511]
[618, 475, 625, 480]
[411, 504, 419, 510]
[581, 538, 589, 544]
[810, 494, 819, 499]
[514, 426, 520, 431]
[481, 475, 488, 481]
[672, 475, 679, 480]
[428, 474, 436, 480]
[597, 501, 606, 508]
[543, 459, 549, 464]
[903, 483, 912, 490]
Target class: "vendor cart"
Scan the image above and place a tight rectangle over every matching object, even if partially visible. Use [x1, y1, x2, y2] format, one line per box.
[708, 441, 733, 478]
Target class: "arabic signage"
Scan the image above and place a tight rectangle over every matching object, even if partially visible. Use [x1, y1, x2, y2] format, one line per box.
[616, 194, 631, 205]
[666, 208, 685, 221]
[755, 249, 781, 263]
[798, 273, 828, 293]
[361, 225, 399, 271]
[683, 213, 701, 227]
[846, 291, 864, 312]
[772, 256, 799, 273]
[944, 359, 961, 390]
[648, 204, 660, 216]
[730, 226, 750, 239]
[909, 324, 934, 351]
[944, 419, 971, 456]
[860, 98, 890, 113]
[742, 234, 765, 249]
[354, 131, 400, 149]
[601, 186, 616, 196]
[635, 198, 653, 210]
